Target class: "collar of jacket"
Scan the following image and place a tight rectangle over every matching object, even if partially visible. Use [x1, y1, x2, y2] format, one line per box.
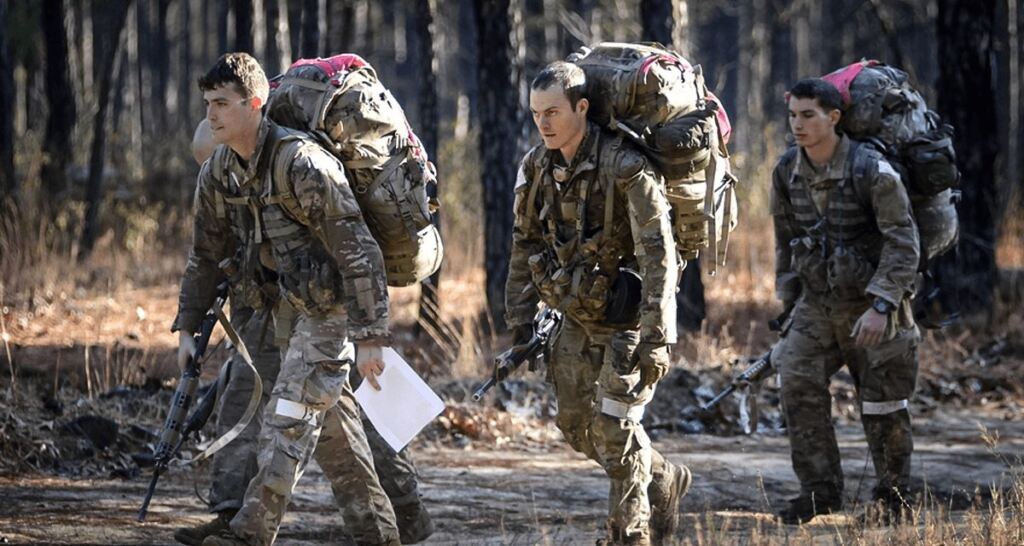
[227, 117, 275, 191]
[793, 133, 852, 189]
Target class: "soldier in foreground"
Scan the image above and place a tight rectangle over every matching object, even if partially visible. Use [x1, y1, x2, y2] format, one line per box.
[174, 120, 432, 546]
[173, 52, 399, 546]
[505, 61, 690, 546]
[770, 79, 921, 524]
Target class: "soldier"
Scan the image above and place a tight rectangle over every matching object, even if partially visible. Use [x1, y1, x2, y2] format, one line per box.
[174, 120, 433, 546]
[770, 78, 921, 524]
[505, 61, 691, 546]
[172, 52, 398, 546]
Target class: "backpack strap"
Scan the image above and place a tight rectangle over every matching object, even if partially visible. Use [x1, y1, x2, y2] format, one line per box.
[522, 153, 547, 234]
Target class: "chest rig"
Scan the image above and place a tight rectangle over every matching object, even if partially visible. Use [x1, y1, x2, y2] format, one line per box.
[785, 142, 883, 300]
[522, 134, 636, 323]
[210, 125, 339, 315]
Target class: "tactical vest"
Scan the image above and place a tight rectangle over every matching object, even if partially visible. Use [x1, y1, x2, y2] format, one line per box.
[209, 125, 344, 316]
[782, 142, 890, 301]
[522, 133, 639, 325]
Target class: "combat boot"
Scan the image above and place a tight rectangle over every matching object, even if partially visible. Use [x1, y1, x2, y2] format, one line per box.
[859, 485, 912, 526]
[650, 462, 692, 542]
[174, 511, 235, 546]
[394, 501, 435, 544]
[201, 530, 250, 546]
[777, 493, 842, 525]
[595, 526, 653, 546]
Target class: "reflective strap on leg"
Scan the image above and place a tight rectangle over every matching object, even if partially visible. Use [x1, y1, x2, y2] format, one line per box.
[600, 398, 646, 422]
[275, 398, 320, 423]
[861, 399, 909, 415]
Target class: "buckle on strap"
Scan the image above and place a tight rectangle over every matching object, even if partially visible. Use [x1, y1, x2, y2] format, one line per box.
[275, 398, 319, 423]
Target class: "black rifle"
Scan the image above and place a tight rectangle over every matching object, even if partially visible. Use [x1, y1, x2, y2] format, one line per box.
[700, 349, 774, 412]
[472, 308, 563, 402]
[137, 283, 227, 522]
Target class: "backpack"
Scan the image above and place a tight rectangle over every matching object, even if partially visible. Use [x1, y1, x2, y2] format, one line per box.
[264, 54, 442, 287]
[822, 60, 959, 263]
[568, 42, 738, 273]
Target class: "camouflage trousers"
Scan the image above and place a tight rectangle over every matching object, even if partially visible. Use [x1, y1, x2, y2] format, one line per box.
[773, 296, 920, 501]
[228, 308, 400, 546]
[209, 307, 425, 522]
[548, 319, 676, 541]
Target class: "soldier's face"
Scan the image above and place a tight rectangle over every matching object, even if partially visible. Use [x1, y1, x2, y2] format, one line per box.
[529, 86, 588, 152]
[788, 96, 840, 149]
[203, 84, 263, 147]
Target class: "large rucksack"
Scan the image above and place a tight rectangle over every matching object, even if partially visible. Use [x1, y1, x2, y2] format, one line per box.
[265, 54, 442, 287]
[822, 60, 959, 264]
[568, 42, 738, 273]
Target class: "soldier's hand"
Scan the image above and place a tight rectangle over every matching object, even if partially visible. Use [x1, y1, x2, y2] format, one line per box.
[177, 331, 197, 371]
[851, 308, 888, 347]
[357, 341, 386, 391]
[636, 342, 671, 390]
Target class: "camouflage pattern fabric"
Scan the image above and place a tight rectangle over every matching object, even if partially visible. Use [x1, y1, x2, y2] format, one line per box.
[769, 135, 922, 502]
[505, 122, 680, 542]
[229, 310, 399, 546]
[772, 296, 919, 500]
[207, 304, 428, 536]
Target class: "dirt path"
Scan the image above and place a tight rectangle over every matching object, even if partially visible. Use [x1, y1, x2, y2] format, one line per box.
[1, 409, 1021, 545]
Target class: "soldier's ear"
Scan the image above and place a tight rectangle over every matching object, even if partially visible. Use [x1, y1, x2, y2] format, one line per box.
[576, 97, 589, 116]
[249, 96, 264, 110]
[828, 108, 841, 127]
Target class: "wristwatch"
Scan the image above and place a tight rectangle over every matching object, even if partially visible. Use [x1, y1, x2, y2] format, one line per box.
[872, 297, 895, 315]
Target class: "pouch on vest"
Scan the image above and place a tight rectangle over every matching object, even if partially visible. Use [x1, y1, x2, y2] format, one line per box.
[827, 246, 876, 301]
[903, 122, 959, 195]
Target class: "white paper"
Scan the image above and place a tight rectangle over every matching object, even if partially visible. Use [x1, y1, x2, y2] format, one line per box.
[353, 347, 445, 452]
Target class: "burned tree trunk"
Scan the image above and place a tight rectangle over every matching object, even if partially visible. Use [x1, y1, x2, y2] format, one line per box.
[474, 0, 520, 329]
[0, 0, 13, 198]
[934, 0, 999, 318]
[41, 0, 76, 199]
[80, 0, 132, 258]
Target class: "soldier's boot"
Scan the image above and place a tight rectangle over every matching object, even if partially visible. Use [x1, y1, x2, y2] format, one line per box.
[394, 501, 435, 544]
[863, 484, 913, 525]
[777, 492, 842, 525]
[595, 528, 652, 546]
[174, 511, 235, 546]
[649, 462, 692, 542]
[200, 529, 249, 546]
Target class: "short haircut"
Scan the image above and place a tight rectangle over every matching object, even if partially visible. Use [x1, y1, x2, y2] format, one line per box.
[531, 61, 587, 110]
[788, 78, 843, 112]
[198, 52, 269, 102]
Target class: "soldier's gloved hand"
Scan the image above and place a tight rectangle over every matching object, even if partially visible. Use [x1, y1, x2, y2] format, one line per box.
[636, 342, 671, 390]
[177, 331, 197, 371]
[357, 340, 386, 391]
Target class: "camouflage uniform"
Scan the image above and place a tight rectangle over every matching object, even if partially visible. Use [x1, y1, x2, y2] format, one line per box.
[505, 122, 681, 543]
[770, 135, 921, 504]
[173, 119, 399, 546]
[205, 303, 430, 543]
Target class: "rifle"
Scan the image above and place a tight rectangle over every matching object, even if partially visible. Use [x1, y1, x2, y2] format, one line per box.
[699, 349, 774, 412]
[472, 307, 563, 402]
[137, 283, 228, 522]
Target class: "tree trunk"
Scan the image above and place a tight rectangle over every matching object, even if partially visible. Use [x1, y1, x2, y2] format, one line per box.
[300, 0, 319, 58]
[414, 0, 442, 338]
[41, 0, 76, 199]
[217, 1, 230, 55]
[179, 0, 193, 133]
[80, 0, 132, 258]
[474, 0, 519, 330]
[154, 0, 171, 132]
[233, 0, 254, 53]
[639, 0, 672, 46]
[0, 0, 14, 198]
[934, 0, 999, 318]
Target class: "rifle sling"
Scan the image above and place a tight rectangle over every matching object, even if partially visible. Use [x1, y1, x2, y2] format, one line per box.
[189, 307, 263, 465]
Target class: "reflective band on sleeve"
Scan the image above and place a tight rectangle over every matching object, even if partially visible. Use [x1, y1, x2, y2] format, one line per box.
[600, 398, 646, 422]
[275, 398, 318, 423]
[861, 399, 909, 415]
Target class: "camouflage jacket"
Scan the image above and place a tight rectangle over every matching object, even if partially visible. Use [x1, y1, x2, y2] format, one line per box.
[505, 122, 678, 345]
[770, 135, 920, 310]
[172, 119, 390, 341]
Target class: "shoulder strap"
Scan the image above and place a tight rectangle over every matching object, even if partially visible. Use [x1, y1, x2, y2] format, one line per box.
[523, 154, 547, 233]
[599, 135, 622, 241]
